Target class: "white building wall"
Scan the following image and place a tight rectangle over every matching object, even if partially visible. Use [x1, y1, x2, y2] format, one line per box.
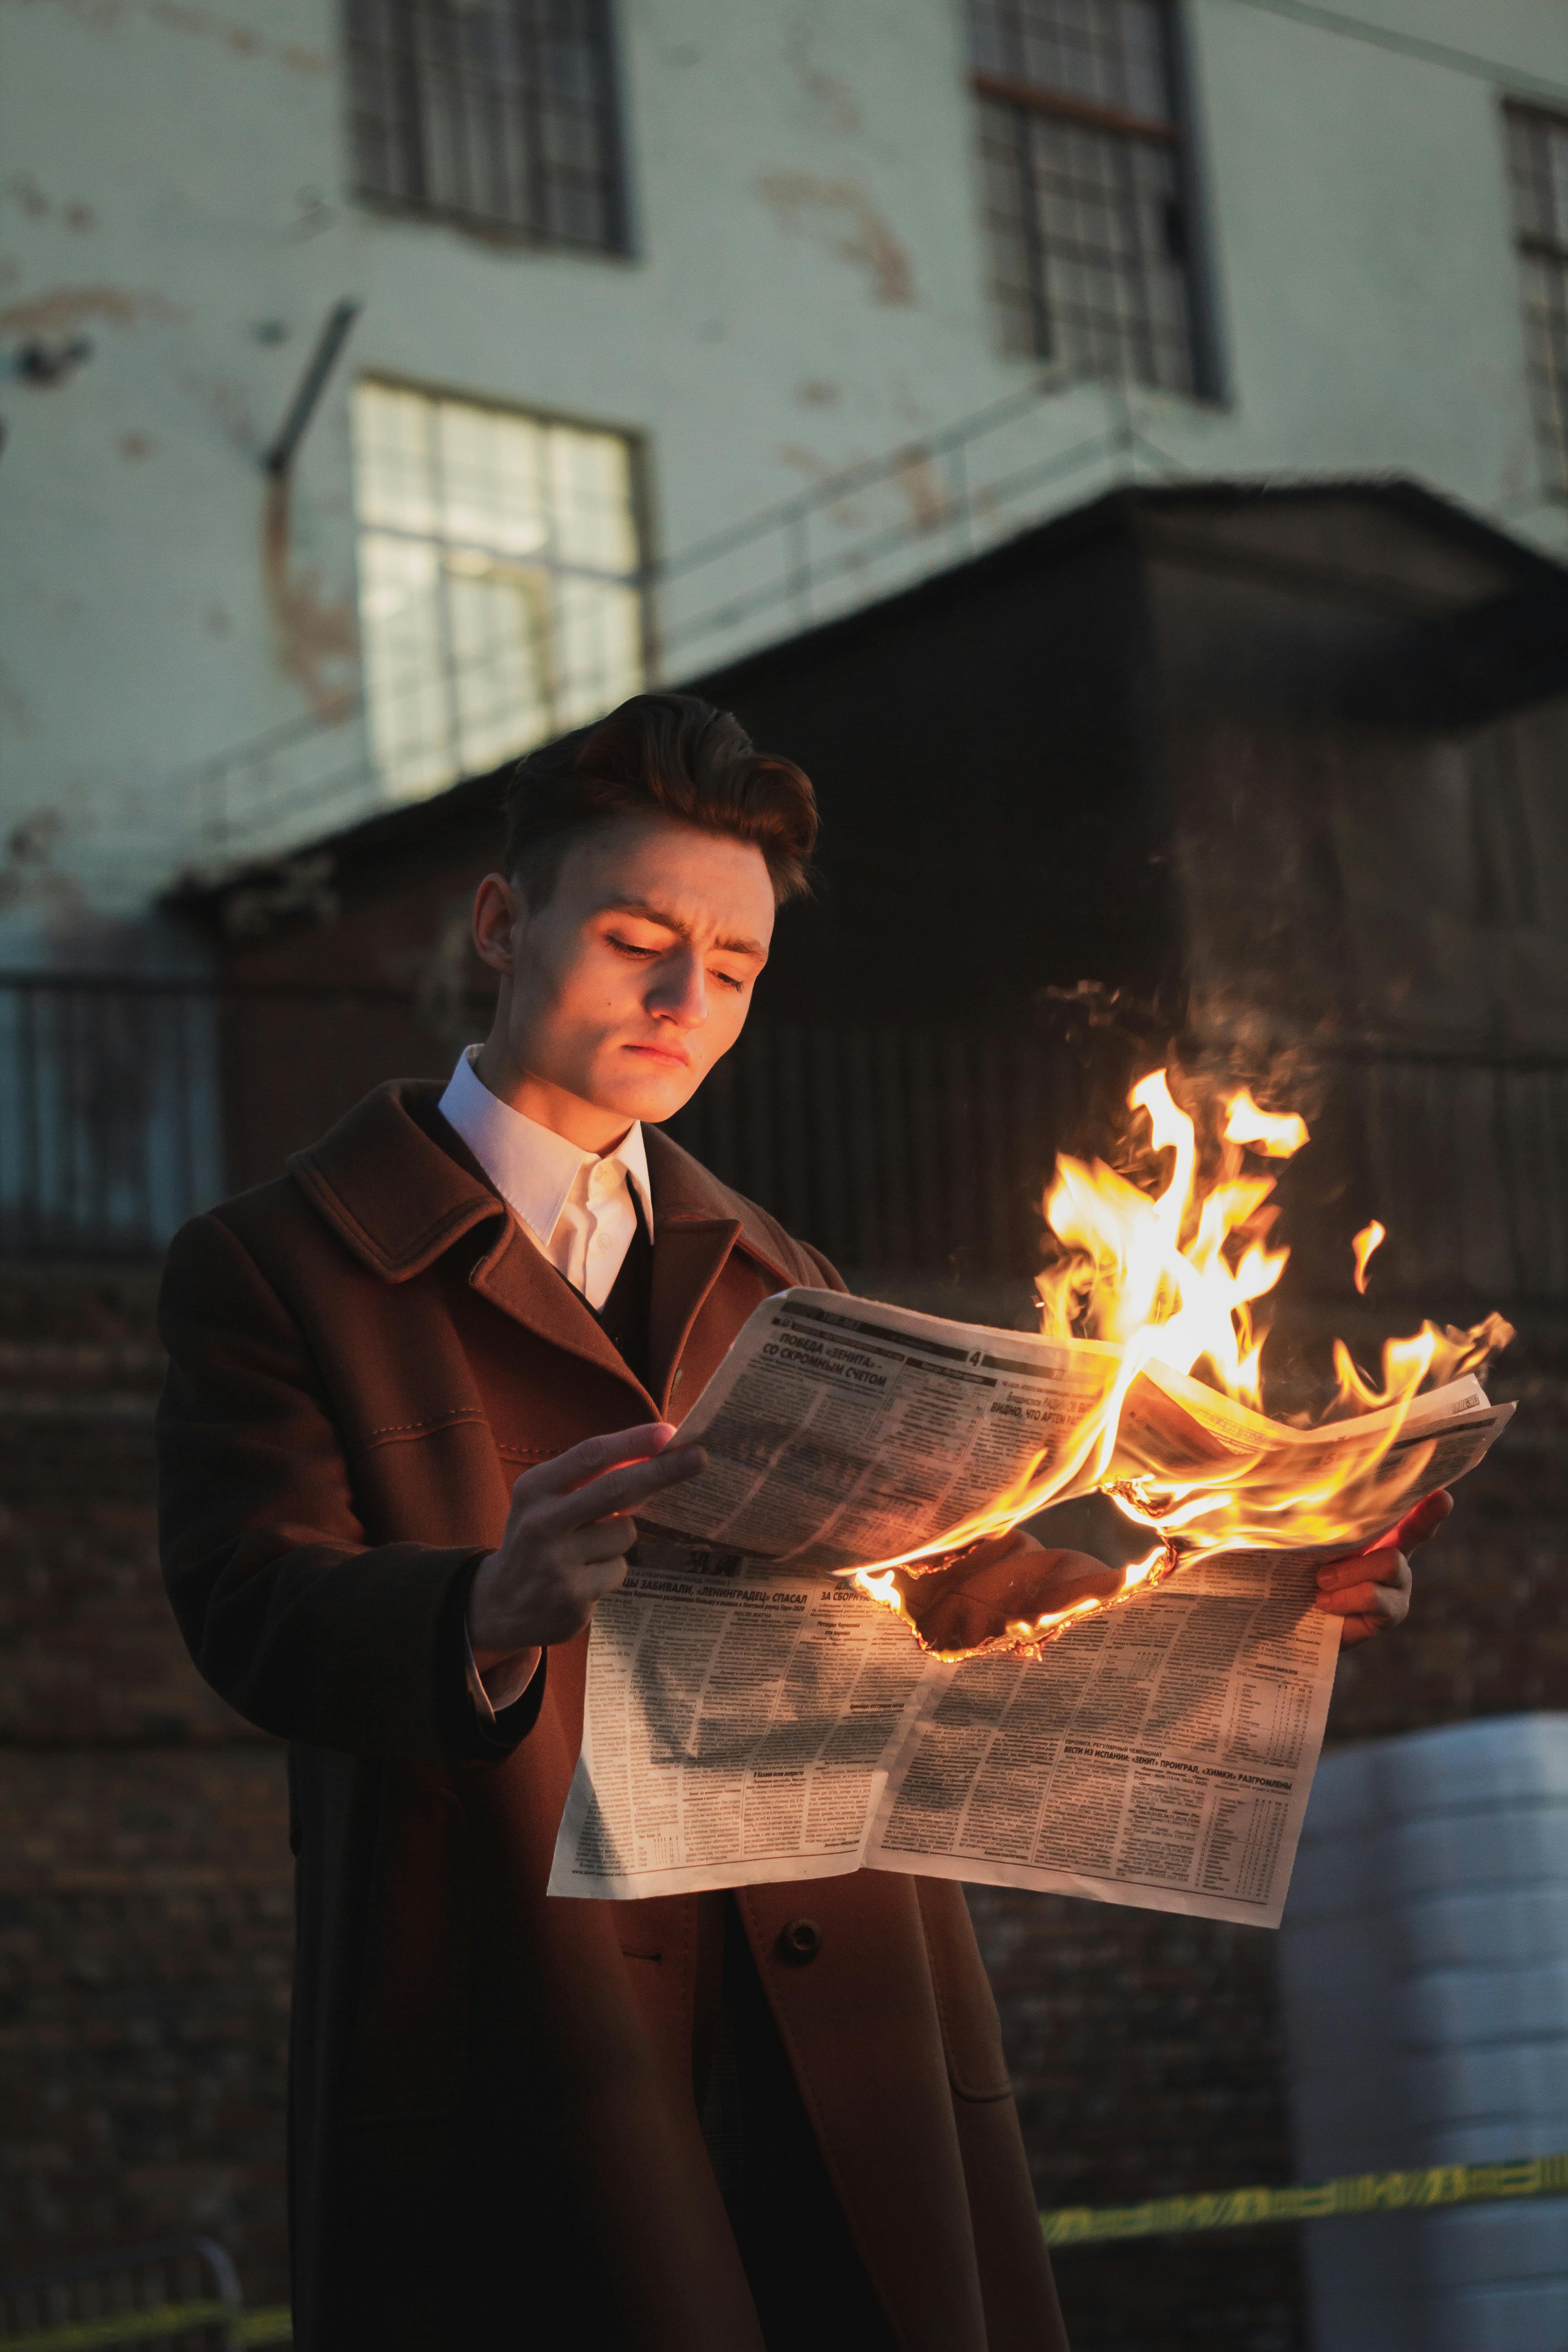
[3, 0, 1568, 943]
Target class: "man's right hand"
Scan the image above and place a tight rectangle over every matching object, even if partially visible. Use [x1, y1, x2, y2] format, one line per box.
[466, 1423, 706, 1695]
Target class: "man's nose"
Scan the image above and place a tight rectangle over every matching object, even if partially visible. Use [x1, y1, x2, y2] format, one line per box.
[647, 949, 707, 1028]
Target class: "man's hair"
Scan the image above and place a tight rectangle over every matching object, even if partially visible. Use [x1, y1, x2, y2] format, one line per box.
[500, 693, 818, 909]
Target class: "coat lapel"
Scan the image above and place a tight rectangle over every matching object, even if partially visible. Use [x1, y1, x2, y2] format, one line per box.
[643, 1127, 800, 1415]
[289, 1083, 797, 1421]
[468, 1213, 655, 1404]
[292, 1082, 654, 1404]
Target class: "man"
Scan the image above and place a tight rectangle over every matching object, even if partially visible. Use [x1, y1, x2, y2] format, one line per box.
[157, 693, 1432, 2349]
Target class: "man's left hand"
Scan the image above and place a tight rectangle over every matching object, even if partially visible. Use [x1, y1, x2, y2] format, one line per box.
[1314, 1488, 1453, 1647]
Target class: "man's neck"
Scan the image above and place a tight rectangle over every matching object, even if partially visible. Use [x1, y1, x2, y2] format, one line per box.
[471, 1038, 634, 1156]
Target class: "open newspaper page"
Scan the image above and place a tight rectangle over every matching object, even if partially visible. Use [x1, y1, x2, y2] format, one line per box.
[548, 1292, 1513, 1924]
[548, 1538, 939, 1901]
[871, 1345, 1511, 1926]
[640, 1289, 1123, 1569]
[868, 1548, 1344, 1926]
[1108, 1356, 1512, 1549]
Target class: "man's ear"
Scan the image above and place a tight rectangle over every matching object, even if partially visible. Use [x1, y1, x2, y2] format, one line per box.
[473, 872, 522, 975]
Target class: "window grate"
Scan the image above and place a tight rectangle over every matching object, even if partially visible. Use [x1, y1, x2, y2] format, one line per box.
[345, 0, 627, 251]
[1505, 103, 1568, 500]
[966, 0, 1197, 393]
[352, 378, 644, 801]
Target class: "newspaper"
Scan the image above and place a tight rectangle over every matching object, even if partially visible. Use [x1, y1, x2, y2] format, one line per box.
[637, 1290, 1126, 1570]
[547, 1291, 1513, 1925]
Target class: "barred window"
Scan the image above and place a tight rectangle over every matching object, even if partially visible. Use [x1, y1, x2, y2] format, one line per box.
[352, 380, 644, 802]
[345, 0, 627, 250]
[1506, 103, 1568, 498]
[967, 0, 1199, 393]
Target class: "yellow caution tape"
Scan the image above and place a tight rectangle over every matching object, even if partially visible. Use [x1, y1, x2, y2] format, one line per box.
[0, 2305, 291, 2350]
[12, 2163, 1568, 2345]
[1042, 2151, 1568, 2245]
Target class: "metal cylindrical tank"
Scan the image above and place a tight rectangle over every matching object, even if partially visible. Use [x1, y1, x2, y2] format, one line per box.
[1278, 1714, 1568, 2352]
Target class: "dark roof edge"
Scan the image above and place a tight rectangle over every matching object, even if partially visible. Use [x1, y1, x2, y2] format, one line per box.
[166, 474, 1568, 916]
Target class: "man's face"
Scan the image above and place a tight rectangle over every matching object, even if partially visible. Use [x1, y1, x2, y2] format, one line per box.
[475, 811, 776, 1134]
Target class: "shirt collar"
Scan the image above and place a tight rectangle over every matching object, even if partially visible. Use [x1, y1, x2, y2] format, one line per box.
[437, 1046, 652, 1251]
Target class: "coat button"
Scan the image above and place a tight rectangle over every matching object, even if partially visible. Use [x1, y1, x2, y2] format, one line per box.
[777, 1917, 823, 1965]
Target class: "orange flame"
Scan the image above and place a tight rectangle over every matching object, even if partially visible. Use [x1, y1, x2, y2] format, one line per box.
[1352, 1220, 1386, 1294]
[1224, 1088, 1309, 1157]
[851, 1068, 1510, 1660]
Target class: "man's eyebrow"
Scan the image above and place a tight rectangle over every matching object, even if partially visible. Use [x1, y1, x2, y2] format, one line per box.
[599, 897, 768, 959]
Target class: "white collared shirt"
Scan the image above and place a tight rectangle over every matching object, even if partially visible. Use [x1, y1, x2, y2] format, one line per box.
[437, 1046, 652, 1311]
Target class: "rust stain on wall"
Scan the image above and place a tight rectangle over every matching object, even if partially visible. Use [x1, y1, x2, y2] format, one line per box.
[27, 0, 328, 70]
[0, 285, 185, 336]
[221, 853, 338, 940]
[11, 0, 128, 24]
[776, 438, 952, 539]
[784, 20, 862, 133]
[3, 174, 97, 229]
[261, 475, 360, 725]
[887, 446, 950, 533]
[757, 173, 914, 305]
[775, 442, 875, 531]
[0, 811, 88, 934]
[147, 0, 328, 68]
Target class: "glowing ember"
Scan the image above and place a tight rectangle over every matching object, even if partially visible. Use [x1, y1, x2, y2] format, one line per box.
[851, 1067, 1512, 1661]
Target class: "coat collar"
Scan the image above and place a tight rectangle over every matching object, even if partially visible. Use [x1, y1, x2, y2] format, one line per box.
[288, 1082, 794, 1409]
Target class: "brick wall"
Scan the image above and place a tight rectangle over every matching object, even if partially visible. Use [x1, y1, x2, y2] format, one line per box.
[3, 1267, 1562, 2347]
[0, 1271, 292, 2306]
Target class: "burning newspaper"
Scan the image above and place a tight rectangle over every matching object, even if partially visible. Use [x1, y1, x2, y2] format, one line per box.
[548, 1070, 1514, 1926]
[547, 1289, 1509, 1925]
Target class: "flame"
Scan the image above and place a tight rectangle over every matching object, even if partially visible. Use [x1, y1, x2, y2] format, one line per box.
[851, 1067, 1510, 1661]
[1225, 1089, 1309, 1157]
[1352, 1220, 1386, 1294]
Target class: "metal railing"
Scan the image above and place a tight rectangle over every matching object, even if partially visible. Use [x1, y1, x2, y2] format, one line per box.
[176, 376, 1167, 871]
[0, 977, 225, 1260]
[4, 974, 1567, 1309]
[0, 2238, 246, 2350]
[7, 2151, 1567, 2342]
[1353, 1044, 1568, 1303]
[645, 385, 1144, 673]
[664, 1021, 1064, 1283]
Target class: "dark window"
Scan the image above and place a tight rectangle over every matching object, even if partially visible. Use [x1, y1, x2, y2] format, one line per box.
[1505, 103, 1568, 498]
[345, 0, 627, 251]
[966, 0, 1200, 392]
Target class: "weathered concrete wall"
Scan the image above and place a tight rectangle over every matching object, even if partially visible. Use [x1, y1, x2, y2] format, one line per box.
[2, 1, 1567, 935]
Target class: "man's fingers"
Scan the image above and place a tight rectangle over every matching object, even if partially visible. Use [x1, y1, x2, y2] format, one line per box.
[1337, 1605, 1403, 1647]
[1316, 1548, 1410, 1595]
[513, 1423, 676, 1503]
[1316, 1553, 1411, 1629]
[1316, 1577, 1406, 1619]
[533, 1442, 708, 1538]
[1391, 1488, 1453, 1553]
[568, 1514, 640, 1566]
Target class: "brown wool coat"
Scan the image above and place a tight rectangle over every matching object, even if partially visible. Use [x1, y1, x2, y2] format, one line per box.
[156, 1083, 1070, 2352]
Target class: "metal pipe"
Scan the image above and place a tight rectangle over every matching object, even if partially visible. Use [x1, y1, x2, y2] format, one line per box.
[261, 299, 362, 477]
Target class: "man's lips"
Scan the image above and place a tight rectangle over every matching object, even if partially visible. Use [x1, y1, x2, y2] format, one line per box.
[624, 1040, 692, 1070]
